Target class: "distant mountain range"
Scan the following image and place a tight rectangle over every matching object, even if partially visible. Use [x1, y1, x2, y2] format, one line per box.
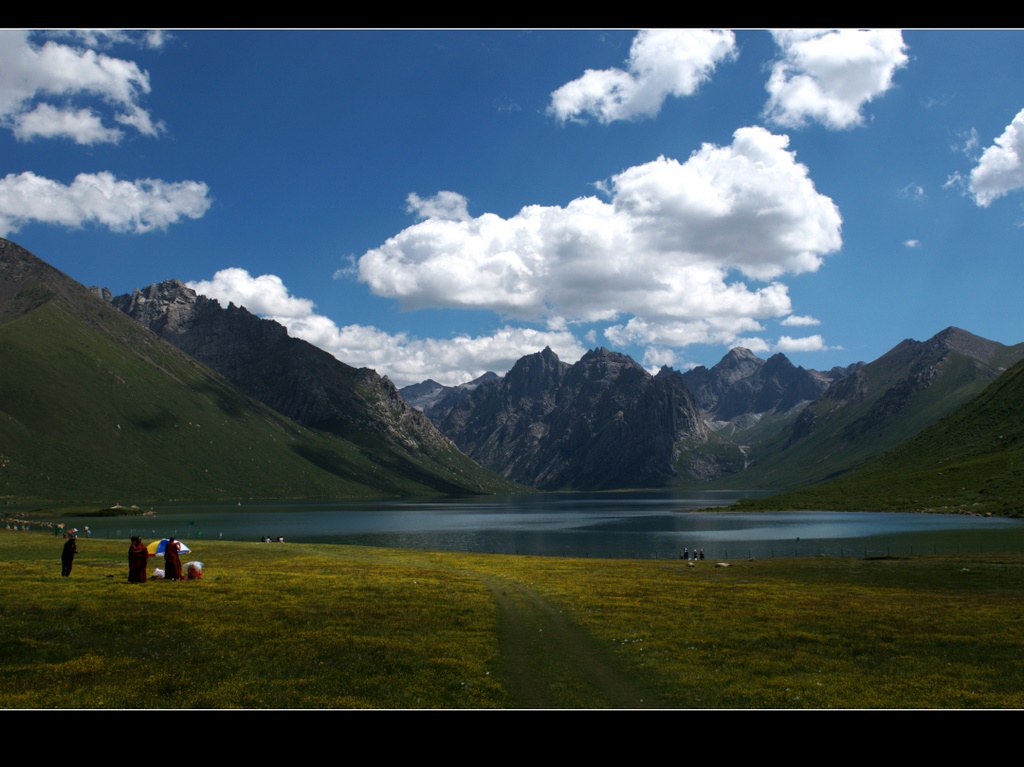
[5, 235, 1022, 509]
[708, 325, 1024, 492]
[402, 327, 1024, 494]
[0, 239, 517, 504]
[737, 353, 1024, 516]
[421, 346, 706, 490]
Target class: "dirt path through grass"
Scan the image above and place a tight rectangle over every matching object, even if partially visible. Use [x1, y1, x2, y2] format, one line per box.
[323, 546, 660, 708]
[478, 574, 659, 708]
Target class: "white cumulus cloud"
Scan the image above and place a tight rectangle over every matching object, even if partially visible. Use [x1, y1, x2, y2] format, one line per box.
[548, 29, 737, 124]
[0, 171, 211, 236]
[969, 107, 1024, 207]
[406, 191, 471, 222]
[0, 29, 162, 144]
[13, 103, 122, 144]
[780, 314, 821, 326]
[764, 29, 908, 130]
[51, 30, 168, 50]
[775, 334, 829, 352]
[359, 126, 841, 360]
[188, 268, 316, 318]
[189, 267, 587, 387]
[604, 316, 770, 350]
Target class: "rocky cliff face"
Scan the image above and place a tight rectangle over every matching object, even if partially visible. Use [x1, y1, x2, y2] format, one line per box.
[436, 347, 707, 490]
[108, 280, 485, 474]
[678, 348, 836, 425]
[400, 372, 500, 418]
[404, 326, 1023, 493]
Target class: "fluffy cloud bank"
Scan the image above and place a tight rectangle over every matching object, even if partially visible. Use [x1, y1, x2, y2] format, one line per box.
[359, 126, 841, 362]
[548, 29, 737, 124]
[0, 171, 211, 236]
[0, 30, 163, 144]
[969, 107, 1024, 206]
[765, 29, 908, 130]
[188, 268, 587, 387]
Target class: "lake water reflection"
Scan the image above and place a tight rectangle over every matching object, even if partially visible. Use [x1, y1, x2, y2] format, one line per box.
[63, 491, 1024, 560]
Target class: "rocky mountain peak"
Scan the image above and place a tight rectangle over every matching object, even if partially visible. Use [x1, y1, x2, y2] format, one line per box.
[109, 279, 204, 337]
[715, 346, 764, 375]
[430, 345, 705, 490]
[679, 346, 828, 423]
[930, 326, 1003, 363]
[575, 346, 643, 380]
[505, 346, 569, 402]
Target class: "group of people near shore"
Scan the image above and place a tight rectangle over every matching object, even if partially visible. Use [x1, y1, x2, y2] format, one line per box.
[681, 548, 705, 561]
[58, 534, 186, 582]
[127, 535, 184, 582]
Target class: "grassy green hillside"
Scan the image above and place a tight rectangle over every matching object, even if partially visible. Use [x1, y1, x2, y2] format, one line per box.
[735, 357, 1024, 515]
[0, 271, 516, 505]
[692, 329, 1024, 493]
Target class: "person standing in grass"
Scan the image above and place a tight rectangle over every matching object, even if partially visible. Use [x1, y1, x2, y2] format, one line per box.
[61, 534, 77, 577]
[128, 536, 149, 583]
[164, 537, 184, 581]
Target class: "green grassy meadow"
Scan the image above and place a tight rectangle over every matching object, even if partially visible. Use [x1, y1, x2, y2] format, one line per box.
[3, 529, 1024, 708]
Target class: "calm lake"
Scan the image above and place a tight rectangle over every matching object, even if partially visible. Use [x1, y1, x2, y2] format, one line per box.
[57, 491, 1024, 560]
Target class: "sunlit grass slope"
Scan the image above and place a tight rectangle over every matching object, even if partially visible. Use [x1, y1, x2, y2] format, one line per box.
[0, 532, 507, 708]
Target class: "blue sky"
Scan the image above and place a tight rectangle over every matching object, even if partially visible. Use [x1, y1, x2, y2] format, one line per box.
[3, 29, 1024, 387]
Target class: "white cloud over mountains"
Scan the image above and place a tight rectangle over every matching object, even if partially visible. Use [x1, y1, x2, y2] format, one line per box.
[548, 29, 737, 124]
[0, 30, 162, 144]
[189, 268, 586, 387]
[190, 261, 836, 386]
[776, 334, 829, 352]
[0, 171, 211, 237]
[969, 107, 1024, 207]
[780, 314, 821, 327]
[358, 126, 841, 366]
[764, 29, 908, 130]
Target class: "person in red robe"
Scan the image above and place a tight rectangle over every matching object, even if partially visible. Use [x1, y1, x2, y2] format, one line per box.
[164, 537, 184, 581]
[128, 536, 149, 583]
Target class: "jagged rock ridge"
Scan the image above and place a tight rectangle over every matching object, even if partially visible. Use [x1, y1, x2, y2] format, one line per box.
[106, 279, 516, 495]
[111, 281, 428, 444]
[676, 348, 849, 426]
[411, 326, 1023, 494]
[435, 347, 707, 490]
[401, 372, 500, 417]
